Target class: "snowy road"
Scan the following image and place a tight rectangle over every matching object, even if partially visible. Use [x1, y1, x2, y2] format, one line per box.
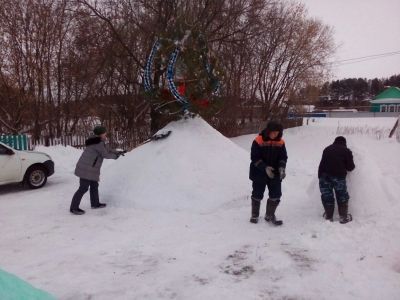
[1, 117, 399, 299]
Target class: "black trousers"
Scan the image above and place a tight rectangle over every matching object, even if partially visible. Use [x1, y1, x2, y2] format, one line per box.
[251, 178, 282, 201]
[70, 178, 100, 210]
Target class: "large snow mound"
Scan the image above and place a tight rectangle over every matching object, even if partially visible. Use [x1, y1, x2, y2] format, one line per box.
[233, 117, 400, 223]
[102, 117, 250, 212]
[34, 145, 82, 174]
[1, 117, 400, 299]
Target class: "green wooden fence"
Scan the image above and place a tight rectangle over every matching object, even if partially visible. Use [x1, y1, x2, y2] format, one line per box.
[0, 134, 29, 150]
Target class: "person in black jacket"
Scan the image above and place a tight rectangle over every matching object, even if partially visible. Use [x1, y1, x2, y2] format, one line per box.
[318, 136, 355, 223]
[249, 121, 288, 225]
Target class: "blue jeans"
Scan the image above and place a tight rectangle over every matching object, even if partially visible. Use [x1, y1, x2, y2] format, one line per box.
[319, 174, 349, 206]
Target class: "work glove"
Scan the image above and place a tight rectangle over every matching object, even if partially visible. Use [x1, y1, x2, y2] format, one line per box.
[265, 166, 275, 179]
[279, 167, 286, 180]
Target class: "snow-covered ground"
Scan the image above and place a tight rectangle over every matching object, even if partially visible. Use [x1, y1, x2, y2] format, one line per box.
[0, 117, 399, 300]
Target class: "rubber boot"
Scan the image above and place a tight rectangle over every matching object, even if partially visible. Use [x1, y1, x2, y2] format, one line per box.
[70, 208, 85, 215]
[250, 198, 261, 224]
[92, 203, 107, 209]
[338, 202, 352, 224]
[264, 199, 283, 226]
[322, 203, 334, 221]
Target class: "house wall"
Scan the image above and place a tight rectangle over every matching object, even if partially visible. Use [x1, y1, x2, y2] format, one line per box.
[370, 103, 400, 113]
[370, 104, 380, 112]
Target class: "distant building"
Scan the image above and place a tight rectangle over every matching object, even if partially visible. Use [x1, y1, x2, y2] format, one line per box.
[370, 86, 400, 112]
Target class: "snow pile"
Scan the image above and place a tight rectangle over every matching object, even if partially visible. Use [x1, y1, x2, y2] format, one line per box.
[233, 117, 400, 223]
[305, 117, 396, 131]
[34, 145, 82, 174]
[0, 268, 55, 300]
[1, 117, 399, 299]
[102, 117, 250, 212]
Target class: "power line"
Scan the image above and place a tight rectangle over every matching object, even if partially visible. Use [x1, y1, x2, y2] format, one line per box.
[327, 50, 400, 66]
[335, 53, 400, 66]
[333, 50, 400, 63]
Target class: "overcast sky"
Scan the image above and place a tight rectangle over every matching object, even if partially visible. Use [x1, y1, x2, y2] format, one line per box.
[300, 0, 400, 80]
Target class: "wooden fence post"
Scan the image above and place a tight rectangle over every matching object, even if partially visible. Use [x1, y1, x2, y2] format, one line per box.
[389, 115, 399, 138]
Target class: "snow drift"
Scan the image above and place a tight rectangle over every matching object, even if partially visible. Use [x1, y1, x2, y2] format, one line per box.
[102, 117, 250, 213]
[2, 117, 400, 299]
[34, 145, 82, 174]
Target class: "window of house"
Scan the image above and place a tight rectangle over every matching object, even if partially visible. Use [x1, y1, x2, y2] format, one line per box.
[389, 105, 396, 112]
[381, 105, 387, 112]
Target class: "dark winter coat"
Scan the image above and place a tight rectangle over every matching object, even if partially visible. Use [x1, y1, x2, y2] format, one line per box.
[318, 140, 355, 178]
[249, 127, 288, 182]
[74, 136, 118, 182]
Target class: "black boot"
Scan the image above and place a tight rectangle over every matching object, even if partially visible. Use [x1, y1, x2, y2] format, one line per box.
[70, 208, 85, 215]
[322, 203, 334, 221]
[338, 202, 352, 224]
[92, 203, 107, 209]
[264, 199, 283, 226]
[250, 198, 261, 224]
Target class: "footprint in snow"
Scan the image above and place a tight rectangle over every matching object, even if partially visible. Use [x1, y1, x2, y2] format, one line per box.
[219, 245, 255, 280]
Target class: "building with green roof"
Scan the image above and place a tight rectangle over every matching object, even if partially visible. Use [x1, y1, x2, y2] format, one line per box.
[370, 86, 400, 112]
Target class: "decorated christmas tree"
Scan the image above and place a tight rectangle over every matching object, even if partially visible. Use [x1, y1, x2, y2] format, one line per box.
[143, 21, 222, 131]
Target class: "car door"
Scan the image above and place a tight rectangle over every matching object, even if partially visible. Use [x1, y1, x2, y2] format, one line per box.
[0, 144, 22, 184]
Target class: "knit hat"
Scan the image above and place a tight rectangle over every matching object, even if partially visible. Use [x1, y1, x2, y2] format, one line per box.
[334, 136, 347, 146]
[266, 121, 282, 132]
[93, 126, 107, 136]
[261, 121, 283, 141]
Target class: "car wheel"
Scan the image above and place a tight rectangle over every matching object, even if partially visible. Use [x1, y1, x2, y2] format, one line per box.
[25, 166, 47, 189]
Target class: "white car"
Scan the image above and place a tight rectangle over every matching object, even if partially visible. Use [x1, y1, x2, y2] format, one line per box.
[0, 142, 55, 189]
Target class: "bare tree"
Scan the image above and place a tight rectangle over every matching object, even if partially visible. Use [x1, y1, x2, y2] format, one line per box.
[0, 0, 334, 143]
[254, 2, 334, 120]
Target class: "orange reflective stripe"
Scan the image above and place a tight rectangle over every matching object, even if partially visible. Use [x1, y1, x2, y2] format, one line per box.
[265, 139, 285, 147]
[255, 136, 285, 147]
[255, 135, 264, 145]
